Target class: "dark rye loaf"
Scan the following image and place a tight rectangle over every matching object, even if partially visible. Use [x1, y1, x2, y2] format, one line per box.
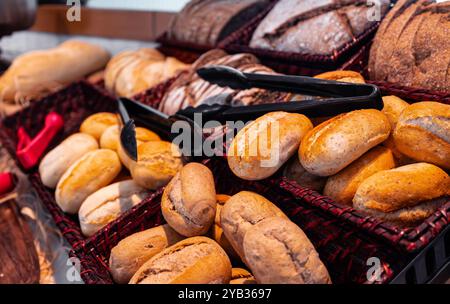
[167, 0, 270, 47]
[369, 0, 450, 92]
[250, 0, 391, 55]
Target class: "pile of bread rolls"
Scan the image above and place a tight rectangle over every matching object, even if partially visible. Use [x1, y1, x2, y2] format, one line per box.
[228, 71, 450, 226]
[109, 163, 331, 284]
[38, 112, 183, 237]
[0, 40, 111, 115]
[104, 48, 189, 98]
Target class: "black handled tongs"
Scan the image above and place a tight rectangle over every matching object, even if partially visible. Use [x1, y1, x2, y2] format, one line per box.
[119, 65, 383, 161]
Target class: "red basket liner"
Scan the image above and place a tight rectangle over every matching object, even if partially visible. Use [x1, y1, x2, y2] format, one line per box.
[218, 1, 384, 76]
[72, 157, 410, 284]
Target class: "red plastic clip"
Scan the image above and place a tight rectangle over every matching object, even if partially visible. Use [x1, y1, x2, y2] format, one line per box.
[16, 112, 64, 170]
[0, 172, 15, 196]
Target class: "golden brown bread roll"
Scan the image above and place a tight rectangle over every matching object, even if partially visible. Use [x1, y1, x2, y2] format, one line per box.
[230, 268, 256, 284]
[353, 163, 450, 225]
[80, 112, 119, 140]
[299, 109, 391, 176]
[100, 125, 160, 151]
[220, 191, 288, 262]
[130, 141, 183, 189]
[393, 102, 450, 170]
[105, 48, 189, 97]
[55, 149, 122, 214]
[283, 156, 326, 192]
[228, 112, 313, 180]
[129, 237, 232, 284]
[100, 125, 161, 169]
[161, 163, 216, 237]
[208, 194, 239, 260]
[323, 146, 395, 206]
[78, 180, 151, 237]
[109, 224, 184, 284]
[381, 96, 412, 165]
[243, 217, 331, 284]
[0, 40, 110, 107]
[39, 133, 98, 188]
[314, 70, 365, 84]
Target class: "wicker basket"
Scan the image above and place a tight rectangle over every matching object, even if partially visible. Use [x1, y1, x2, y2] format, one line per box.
[72, 157, 410, 284]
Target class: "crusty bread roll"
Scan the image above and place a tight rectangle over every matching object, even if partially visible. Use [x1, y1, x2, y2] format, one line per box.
[130, 141, 183, 189]
[230, 268, 256, 284]
[381, 96, 412, 164]
[161, 163, 216, 237]
[209, 195, 239, 260]
[0, 40, 110, 106]
[109, 224, 184, 284]
[39, 133, 98, 188]
[100, 125, 160, 151]
[353, 163, 450, 225]
[243, 217, 331, 284]
[220, 191, 287, 261]
[324, 146, 395, 206]
[228, 112, 313, 180]
[129, 237, 232, 284]
[393, 102, 450, 170]
[79, 180, 151, 237]
[104, 48, 189, 97]
[283, 156, 326, 192]
[99, 125, 161, 169]
[80, 112, 119, 140]
[55, 149, 122, 214]
[314, 70, 365, 84]
[299, 109, 391, 176]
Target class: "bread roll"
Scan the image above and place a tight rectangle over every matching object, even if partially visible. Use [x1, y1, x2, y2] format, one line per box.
[100, 125, 161, 169]
[39, 133, 98, 188]
[161, 163, 216, 237]
[381, 96, 412, 164]
[130, 141, 183, 189]
[80, 112, 119, 140]
[324, 146, 395, 206]
[55, 149, 121, 214]
[109, 224, 184, 284]
[283, 156, 326, 192]
[393, 102, 450, 170]
[79, 180, 151, 237]
[129, 237, 232, 284]
[0, 40, 110, 105]
[353, 163, 450, 225]
[314, 70, 365, 84]
[220, 191, 287, 261]
[299, 109, 391, 176]
[243, 217, 331, 284]
[228, 112, 313, 180]
[230, 268, 256, 284]
[209, 195, 239, 260]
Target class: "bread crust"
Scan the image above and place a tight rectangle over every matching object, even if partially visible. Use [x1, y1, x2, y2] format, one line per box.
[230, 268, 256, 284]
[39, 133, 98, 188]
[55, 149, 122, 214]
[299, 109, 391, 176]
[129, 237, 232, 284]
[161, 163, 216, 237]
[243, 217, 331, 284]
[353, 163, 450, 225]
[324, 146, 395, 206]
[393, 102, 450, 169]
[109, 224, 184, 284]
[228, 112, 313, 180]
[80, 112, 120, 140]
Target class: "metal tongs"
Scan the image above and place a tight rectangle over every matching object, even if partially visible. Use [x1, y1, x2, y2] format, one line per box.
[119, 65, 383, 161]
